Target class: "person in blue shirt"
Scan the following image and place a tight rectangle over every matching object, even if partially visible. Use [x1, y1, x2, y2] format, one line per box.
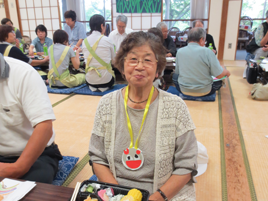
[29, 25, 53, 56]
[172, 27, 230, 97]
[64, 10, 87, 51]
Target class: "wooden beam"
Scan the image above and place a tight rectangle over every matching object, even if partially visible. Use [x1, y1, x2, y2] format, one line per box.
[15, 0, 23, 35]
[4, 0, 10, 19]
[218, 0, 229, 60]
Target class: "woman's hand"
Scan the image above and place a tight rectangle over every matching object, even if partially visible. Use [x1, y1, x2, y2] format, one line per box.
[149, 192, 164, 201]
[15, 39, 20, 48]
[76, 47, 82, 53]
[37, 52, 44, 56]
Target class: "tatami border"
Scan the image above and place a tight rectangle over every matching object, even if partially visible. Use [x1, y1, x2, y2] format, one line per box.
[52, 93, 76, 108]
[227, 78, 257, 201]
[218, 90, 228, 201]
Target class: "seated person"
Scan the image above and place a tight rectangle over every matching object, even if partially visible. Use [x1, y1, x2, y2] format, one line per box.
[148, 27, 167, 89]
[173, 27, 230, 97]
[0, 25, 49, 66]
[1, 18, 22, 43]
[48, 29, 85, 88]
[29, 25, 53, 56]
[193, 20, 217, 55]
[82, 14, 115, 92]
[108, 15, 133, 52]
[89, 31, 198, 200]
[64, 10, 87, 51]
[246, 10, 268, 60]
[0, 54, 62, 183]
[156, 22, 177, 57]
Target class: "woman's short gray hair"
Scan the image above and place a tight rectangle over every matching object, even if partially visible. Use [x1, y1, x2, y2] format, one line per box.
[156, 22, 167, 30]
[188, 27, 206, 43]
[116, 15, 128, 25]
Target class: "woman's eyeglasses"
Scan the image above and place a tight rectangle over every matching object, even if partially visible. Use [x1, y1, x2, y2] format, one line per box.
[124, 57, 158, 68]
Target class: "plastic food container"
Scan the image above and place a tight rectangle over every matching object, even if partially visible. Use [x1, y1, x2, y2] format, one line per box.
[77, 180, 150, 201]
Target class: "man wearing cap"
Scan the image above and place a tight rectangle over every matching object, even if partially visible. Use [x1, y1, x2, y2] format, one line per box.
[108, 15, 133, 52]
[246, 10, 268, 60]
[0, 54, 62, 183]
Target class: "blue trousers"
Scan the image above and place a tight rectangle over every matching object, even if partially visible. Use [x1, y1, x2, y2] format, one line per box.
[172, 73, 222, 97]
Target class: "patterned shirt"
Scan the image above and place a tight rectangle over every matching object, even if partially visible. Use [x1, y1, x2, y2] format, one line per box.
[255, 24, 265, 46]
[64, 21, 87, 47]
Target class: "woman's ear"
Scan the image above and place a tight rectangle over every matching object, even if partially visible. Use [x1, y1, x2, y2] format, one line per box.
[155, 71, 159, 78]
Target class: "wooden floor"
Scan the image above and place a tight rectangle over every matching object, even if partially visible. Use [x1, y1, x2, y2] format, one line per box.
[48, 60, 268, 200]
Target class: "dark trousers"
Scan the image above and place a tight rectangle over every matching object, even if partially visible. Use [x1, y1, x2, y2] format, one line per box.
[172, 73, 222, 97]
[86, 76, 115, 89]
[0, 143, 62, 184]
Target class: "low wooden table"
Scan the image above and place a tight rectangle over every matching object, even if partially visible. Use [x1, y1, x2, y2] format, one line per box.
[0, 177, 74, 201]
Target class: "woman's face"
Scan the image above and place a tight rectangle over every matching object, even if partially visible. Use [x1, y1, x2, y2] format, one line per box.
[123, 44, 158, 89]
[6, 31, 16, 43]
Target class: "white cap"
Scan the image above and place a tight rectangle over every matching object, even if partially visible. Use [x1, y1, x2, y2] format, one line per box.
[195, 141, 209, 177]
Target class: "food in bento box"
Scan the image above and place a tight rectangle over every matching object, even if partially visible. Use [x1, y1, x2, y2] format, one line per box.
[121, 189, 143, 201]
[110, 194, 125, 201]
[84, 196, 98, 201]
[80, 183, 101, 193]
[98, 188, 114, 201]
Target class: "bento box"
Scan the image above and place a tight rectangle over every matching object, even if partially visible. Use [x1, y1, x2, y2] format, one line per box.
[76, 180, 150, 201]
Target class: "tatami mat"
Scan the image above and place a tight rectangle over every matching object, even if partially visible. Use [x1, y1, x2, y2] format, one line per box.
[184, 99, 221, 201]
[51, 95, 101, 187]
[48, 93, 69, 105]
[228, 66, 268, 201]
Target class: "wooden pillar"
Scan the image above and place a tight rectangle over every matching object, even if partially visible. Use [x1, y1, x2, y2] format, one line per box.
[218, 0, 229, 60]
[4, 0, 10, 19]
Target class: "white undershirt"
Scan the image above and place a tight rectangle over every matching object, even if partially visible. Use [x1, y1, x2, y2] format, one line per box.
[0, 57, 56, 156]
[109, 28, 133, 52]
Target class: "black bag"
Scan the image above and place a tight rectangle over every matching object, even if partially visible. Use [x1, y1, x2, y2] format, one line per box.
[246, 66, 258, 84]
[246, 38, 260, 54]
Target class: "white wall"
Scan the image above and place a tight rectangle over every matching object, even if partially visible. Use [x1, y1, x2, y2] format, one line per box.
[0, 5, 6, 21]
[208, 0, 223, 55]
[8, 0, 20, 29]
[223, 0, 241, 60]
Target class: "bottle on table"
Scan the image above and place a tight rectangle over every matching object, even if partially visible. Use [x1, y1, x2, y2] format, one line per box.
[43, 43, 48, 56]
[19, 43, 24, 53]
[208, 43, 213, 50]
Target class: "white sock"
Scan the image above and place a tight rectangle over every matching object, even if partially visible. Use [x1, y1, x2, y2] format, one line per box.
[98, 87, 109, 92]
[89, 86, 97, 91]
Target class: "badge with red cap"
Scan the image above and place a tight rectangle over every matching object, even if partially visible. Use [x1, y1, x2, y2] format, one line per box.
[122, 85, 154, 170]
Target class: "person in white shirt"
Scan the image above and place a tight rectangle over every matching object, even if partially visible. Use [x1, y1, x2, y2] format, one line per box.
[82, 14, 116, 92]
[109, 15, 133, 52]
[0, 54, 62, 183]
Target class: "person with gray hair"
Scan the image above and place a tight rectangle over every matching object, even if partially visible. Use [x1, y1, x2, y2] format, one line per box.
[193, 20, 217, 54]
[246, 10, 268, 60]
[109, 15, 133, 52]
[172, 27, 230, 97]
[156, 22, 177, 57]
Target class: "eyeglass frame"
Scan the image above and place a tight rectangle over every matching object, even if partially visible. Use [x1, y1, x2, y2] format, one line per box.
[124, 56, 158, 68]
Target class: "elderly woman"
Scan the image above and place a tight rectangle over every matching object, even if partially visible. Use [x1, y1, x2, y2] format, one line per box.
[82, 14, 115, 92]
[89, 31, 198, 200]
[47, 29, 85, 88]
[1, 18, 22, 43]
[0, 25, 49, 66]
